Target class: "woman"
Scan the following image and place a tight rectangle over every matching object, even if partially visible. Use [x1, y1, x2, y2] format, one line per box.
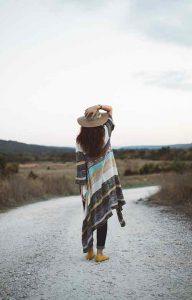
[75, 104, 126, 262]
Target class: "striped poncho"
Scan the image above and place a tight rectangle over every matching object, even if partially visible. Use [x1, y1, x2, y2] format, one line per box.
[75, 115, 126, 253]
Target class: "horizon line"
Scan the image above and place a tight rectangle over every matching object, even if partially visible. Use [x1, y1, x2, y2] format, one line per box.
[1, 138, 191, 149]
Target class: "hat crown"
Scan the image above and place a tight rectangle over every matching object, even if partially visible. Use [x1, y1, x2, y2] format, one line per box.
[77, 111, 108, 127]
[86, 110, 101, 121]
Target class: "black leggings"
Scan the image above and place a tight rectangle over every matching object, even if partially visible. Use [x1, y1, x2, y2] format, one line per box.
[96, 221, 108, 249]
[83, 200, 108, 249]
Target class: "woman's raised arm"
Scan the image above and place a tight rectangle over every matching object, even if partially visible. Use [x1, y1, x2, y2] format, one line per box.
[100, 105, 113, 117]
[85, 104, 113, 118]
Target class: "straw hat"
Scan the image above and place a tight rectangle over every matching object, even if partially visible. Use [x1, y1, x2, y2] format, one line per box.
[77, 111, 109, 127]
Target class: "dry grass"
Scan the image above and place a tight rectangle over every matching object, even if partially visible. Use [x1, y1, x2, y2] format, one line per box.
[116, 159, 162, 188]
[116, 158, 159, 174]
[0, 172, 79, 210]
[148, 172, 192, 215]
[0, 159, 174, 211]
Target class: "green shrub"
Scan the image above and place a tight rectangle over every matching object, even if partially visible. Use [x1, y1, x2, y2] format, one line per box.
[5, 162, 19, 175]
[124, 168, 138, 176]
[139, 163, 161, 175]
[170, 160, 186, 174]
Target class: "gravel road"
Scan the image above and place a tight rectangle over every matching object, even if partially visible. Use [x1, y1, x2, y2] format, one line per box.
[0, 186, 192, 300]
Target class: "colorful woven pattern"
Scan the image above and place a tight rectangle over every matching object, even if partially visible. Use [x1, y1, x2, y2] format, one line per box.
[75, 116, 126, 253]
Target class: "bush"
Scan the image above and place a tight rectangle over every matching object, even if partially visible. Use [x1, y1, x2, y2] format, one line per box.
[139, 163, 161, 175]
[5, 162, 19, 175]
[139, 161, 188, 175]
[0, 155, 6, 176]
[124, 168, 138, 176]
[170, 160, 186, 174]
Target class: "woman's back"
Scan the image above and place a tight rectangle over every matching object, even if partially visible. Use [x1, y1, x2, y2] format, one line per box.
[75, 105, 126, 254]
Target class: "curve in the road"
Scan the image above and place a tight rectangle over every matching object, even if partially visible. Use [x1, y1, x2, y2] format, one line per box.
[0, 186, 192, 300]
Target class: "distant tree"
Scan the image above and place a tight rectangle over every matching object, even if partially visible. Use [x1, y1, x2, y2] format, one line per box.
[0, 155, 6, 176]
[159, 146, 170, 154]
[0, 155, 6, 169]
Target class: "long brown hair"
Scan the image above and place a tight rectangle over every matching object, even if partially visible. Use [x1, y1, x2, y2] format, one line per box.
[76, 125, 107, 159]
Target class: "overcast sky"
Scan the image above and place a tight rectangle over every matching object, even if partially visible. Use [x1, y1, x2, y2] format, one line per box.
[0, 0, 192, 147]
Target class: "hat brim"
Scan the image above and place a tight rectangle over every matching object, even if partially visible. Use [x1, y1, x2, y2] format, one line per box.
[77, 112, 109, 127]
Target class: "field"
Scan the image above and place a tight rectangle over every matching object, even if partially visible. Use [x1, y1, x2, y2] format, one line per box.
[19, 158, 165, 189]
[0, 159, 163, 211]
[0, 150, 192, 216]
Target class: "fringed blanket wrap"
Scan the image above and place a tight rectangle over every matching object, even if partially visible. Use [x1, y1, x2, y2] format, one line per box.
[75, 116, 126, 253]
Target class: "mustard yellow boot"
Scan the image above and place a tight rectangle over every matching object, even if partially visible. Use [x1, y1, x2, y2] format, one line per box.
[95, 253, 109, 262]
[85, 248, 95, 260]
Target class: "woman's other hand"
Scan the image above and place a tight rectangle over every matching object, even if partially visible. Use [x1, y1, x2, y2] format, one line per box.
[101, 105, 113, 117]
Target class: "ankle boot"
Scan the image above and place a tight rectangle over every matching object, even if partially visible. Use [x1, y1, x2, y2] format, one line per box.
[95, 253, 109, 262]
[85, 249, 95, 260]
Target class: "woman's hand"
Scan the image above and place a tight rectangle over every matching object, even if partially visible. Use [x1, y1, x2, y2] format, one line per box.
[85, 105, 112, 118]
[84, 105, 99, 118]
[80, 184, 87, 203]
[80, 185, 83, 197]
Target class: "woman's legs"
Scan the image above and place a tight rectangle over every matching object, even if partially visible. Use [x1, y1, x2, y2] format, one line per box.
[82, 196, 108, 254]
[96, 221, 108, 254]
[85, 220, 108, 261]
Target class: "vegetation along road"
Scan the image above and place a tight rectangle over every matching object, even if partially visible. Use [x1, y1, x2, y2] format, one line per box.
[0, 186, 192, 299]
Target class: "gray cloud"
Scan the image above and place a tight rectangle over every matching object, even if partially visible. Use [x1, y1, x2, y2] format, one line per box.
[128, 0, 192, 46]
[134, 70, 192, 91]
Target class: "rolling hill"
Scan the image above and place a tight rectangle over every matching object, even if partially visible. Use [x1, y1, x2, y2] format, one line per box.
[0, 140, 75, 155]
[117, 143, 192, 150]
[0, 139, 191, 156]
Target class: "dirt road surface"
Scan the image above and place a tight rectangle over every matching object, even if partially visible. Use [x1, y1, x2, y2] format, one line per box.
[0, 186, 192, 300]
